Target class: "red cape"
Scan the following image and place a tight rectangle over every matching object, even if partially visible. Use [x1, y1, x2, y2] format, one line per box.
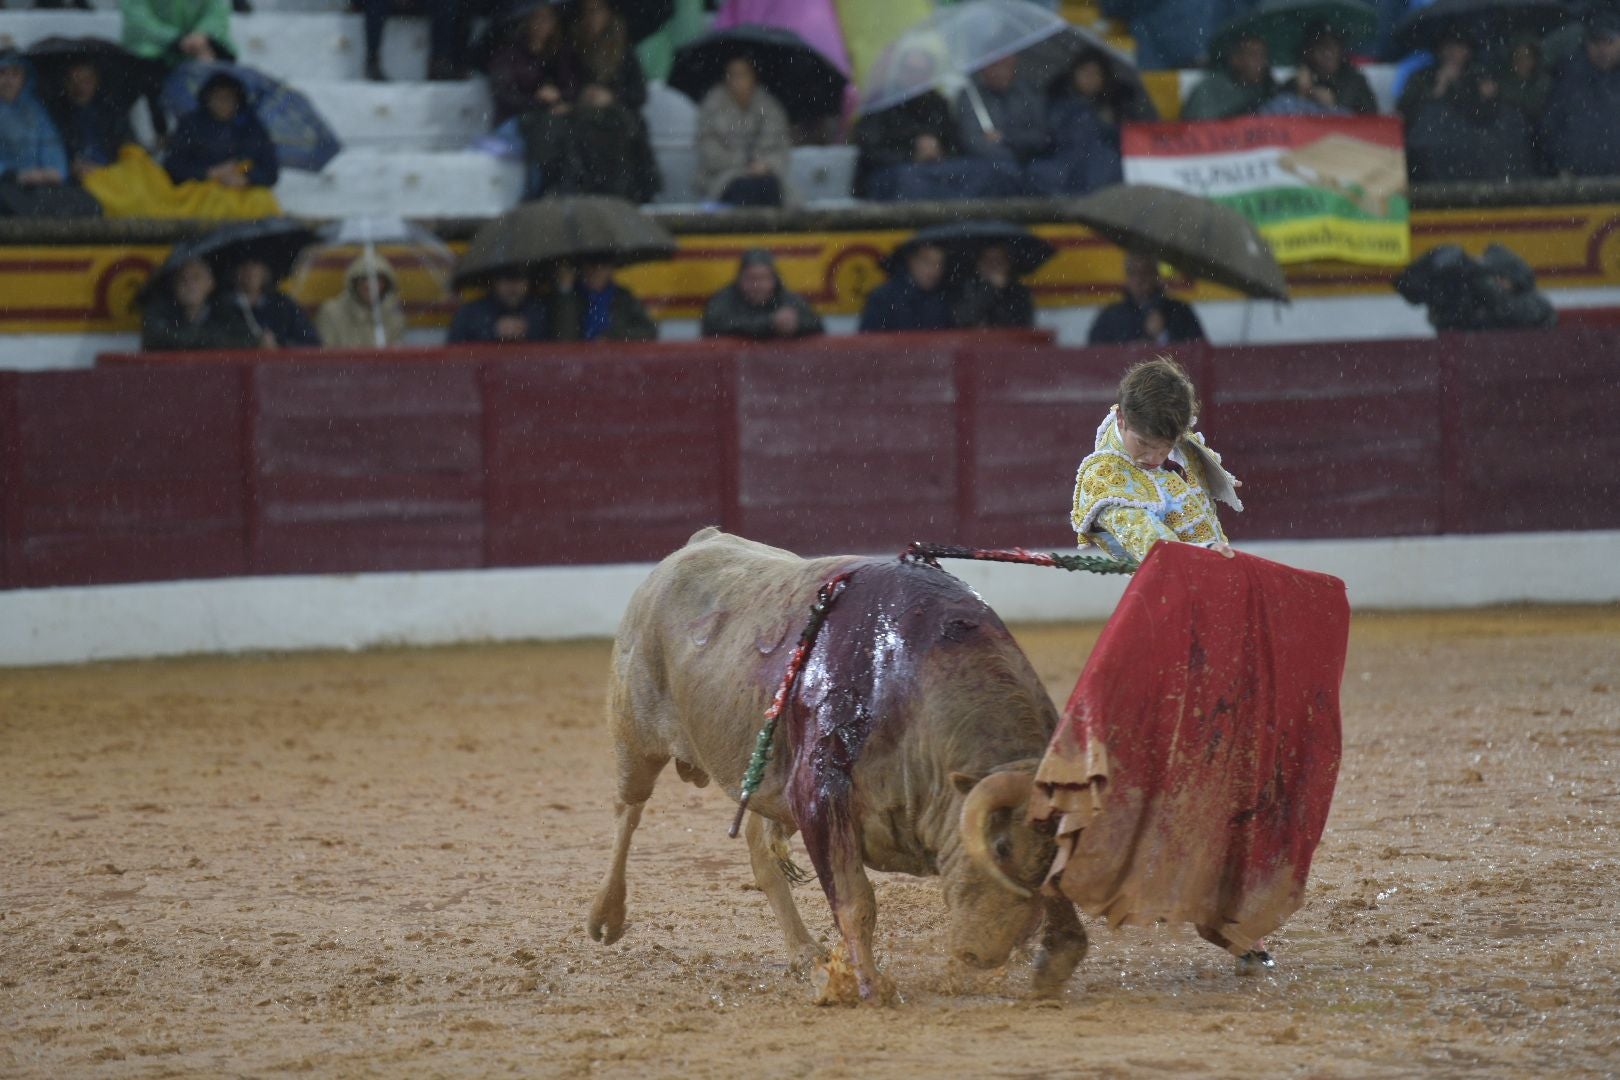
[1032, 543, 1348, 954]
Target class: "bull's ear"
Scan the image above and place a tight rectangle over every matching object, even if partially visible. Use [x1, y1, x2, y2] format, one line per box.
[950, 771, 982, 795]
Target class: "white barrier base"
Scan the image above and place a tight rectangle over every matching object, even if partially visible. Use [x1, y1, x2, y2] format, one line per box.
[2, 531, 1617, 668]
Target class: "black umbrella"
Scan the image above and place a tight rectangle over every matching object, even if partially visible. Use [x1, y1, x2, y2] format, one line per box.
[140, 218, 319, 303]
[1071, 184, 1289, 302]
[24, 37, 164, 111]
[668, 25, 848, 125]
[1210, 0, 1376, 63]
[454, 195, 676, 288]
[882, 221, 1057, 279]
[470, 0, 675, 70]
[1391, 0, 1570, 56]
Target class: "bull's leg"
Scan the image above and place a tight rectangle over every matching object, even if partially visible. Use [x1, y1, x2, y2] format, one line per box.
[587, 751, 667, 945]
[800, 823, 895, 1005]
[744, 814, 823, 973]
[1030, 895, 1088, 996]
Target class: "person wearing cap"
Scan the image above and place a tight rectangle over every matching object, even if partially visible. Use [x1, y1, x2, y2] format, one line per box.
[858, 241, 955, 334]
[0, 51, 69, 194]
[700, 248, 823, 339]
[1290, 22, 1378, 115]
[1182, 32, 1280, 120]
[1541, 8, 1620, 177]
[163, 69, 279, 189]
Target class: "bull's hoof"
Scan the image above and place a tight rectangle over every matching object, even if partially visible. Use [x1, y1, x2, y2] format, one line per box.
[810, 952, 861, 1006]
[587, 888, 626, 945]
[786, 943, 828, 977]
[1031, 936, 1088, 996]
[1235, 949, 1275, 976]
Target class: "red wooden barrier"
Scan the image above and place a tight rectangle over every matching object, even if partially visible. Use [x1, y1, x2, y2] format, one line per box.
[0, 366, 248, 588]
[483, 350, 731, 566]
[1210, 339, 1444, 540]
[3, 328, 1617, 592]
[249, 362, 486, 574]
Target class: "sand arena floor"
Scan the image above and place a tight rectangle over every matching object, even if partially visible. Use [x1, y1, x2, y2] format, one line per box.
[1, 607, 1618, 1078]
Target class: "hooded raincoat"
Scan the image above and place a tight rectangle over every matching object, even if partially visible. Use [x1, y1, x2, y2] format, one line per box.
[0, 56, 69, 181]
[315, 253, 406, 347]
[700, 248, 824, 338]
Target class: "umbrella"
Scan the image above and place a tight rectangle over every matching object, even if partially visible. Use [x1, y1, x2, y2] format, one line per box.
[1210, 0, 1376, 64]
[1391, 0, 1570, 55]
[138, 218, 318, 304]
[161, 61, 342, 173]
[24, 37, 164, 111]
[882, 220, 1056, 279]
[288, 217, 457, 348]
[1071, 184, 1289, 302]
[668, 25, 849, 124]
[858, 0, 1136, 135]
[453, 196, 676, 289]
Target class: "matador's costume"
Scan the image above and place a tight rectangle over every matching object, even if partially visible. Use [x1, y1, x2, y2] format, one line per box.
[1071, 405, 1244, 561]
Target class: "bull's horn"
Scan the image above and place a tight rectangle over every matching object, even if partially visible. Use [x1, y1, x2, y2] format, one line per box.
[959, 771, 1035, 900]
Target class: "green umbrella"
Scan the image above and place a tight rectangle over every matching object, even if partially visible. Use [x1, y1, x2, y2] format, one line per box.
[1071, 184, 1289, 302]
[1212, 0, 1376, 65]
[454, 196, 676, 289]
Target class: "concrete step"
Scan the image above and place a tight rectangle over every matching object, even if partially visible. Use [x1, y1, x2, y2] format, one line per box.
[298, 78, 492, 151]
[274, 148, 522, 218]
[233, 12, 433, 83]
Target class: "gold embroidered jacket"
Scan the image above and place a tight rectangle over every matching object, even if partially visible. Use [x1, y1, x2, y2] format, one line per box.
[1070, 406, 1244, 562]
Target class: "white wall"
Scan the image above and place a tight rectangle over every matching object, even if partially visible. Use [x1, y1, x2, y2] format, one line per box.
[3, 531, 1617, 667]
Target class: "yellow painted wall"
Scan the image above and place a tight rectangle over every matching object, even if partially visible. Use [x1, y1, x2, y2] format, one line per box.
[4, 203, 1618, 334]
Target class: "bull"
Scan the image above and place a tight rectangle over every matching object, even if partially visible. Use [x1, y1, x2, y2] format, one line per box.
[587, 528, 1087, 1003]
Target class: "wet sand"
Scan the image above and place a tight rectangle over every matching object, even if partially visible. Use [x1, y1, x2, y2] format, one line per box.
[2, 607, 1617, 1078]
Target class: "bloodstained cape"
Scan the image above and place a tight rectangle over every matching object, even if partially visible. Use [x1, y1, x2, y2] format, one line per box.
[1030, 542, 1349, 955]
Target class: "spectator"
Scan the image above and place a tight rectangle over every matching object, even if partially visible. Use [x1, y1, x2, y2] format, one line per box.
[226, 256, 318, 347]
[1290, 23, 1378, 114]
[1037, 53, 1148, 196]
[316, 252, 406, 347]
[121, 0, 235, 66]
[539, 0, 659, 201]
[859, 241, 954, 333]
[486, 3, 580, 128]
[700, 248, 824, 339]
[0, 51, 68, 192]
[1541, 9, 1620, 178]
[1053, 50, 1157, 139]
[954, 54, 1054, 176]
[551, 260, 657, 341]
[1496, 34, 1551, 122]
[141, 257, 259, 350]
[44, 60, 135, 180]
[1397, 31, 1537, 182]
[1182, 32, 1278, 119]
[851, 50, 1022, 201]
[1102, 0, 1240, 71]
[447, 270, 551, 343]
[952, 243, 1035, 330]
[1394, 243, 1555, 331]
[1088, 251, 1206, 345]
[696, 57, 793, 207]
[357, 0, 468, 83]
[164, 69, 279, 190]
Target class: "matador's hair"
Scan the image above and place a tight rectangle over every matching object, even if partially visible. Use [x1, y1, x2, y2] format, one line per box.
[1118, 356, 1199, 444]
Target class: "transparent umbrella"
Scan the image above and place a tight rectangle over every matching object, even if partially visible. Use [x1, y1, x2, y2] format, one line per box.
[858, 0, 1133, 134]
[286, 216, 456, 348]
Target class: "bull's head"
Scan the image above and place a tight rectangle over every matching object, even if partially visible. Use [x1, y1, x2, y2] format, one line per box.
[940, 769, 1056, 970]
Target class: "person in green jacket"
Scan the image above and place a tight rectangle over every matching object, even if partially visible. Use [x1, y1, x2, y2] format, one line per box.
[551, 260, 657, 342]
[1181, 32, 1277, 120]
[121, 0, 235, 66]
